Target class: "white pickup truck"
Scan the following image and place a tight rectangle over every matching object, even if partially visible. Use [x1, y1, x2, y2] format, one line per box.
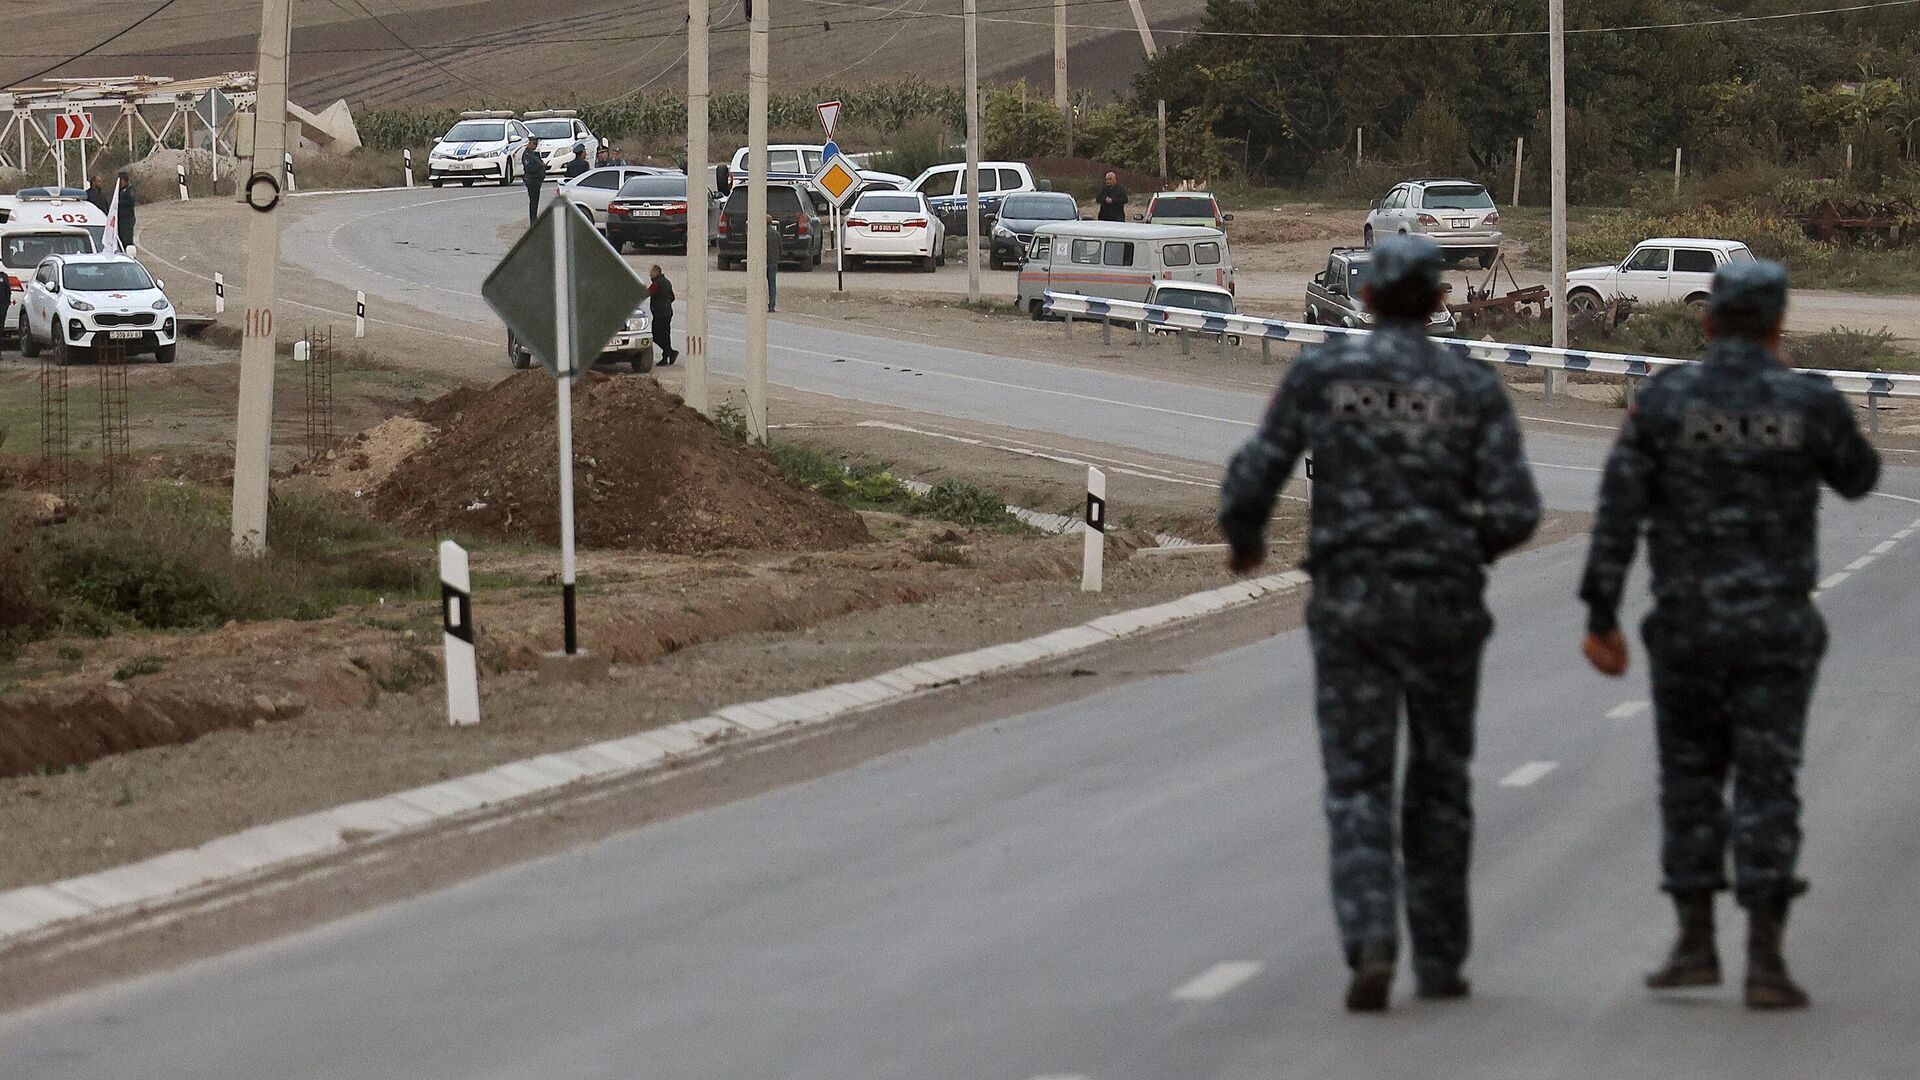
[1565, 237, 1756, 317]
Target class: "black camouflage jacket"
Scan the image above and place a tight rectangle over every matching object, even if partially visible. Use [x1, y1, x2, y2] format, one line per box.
[1579, 339, 1880, 634]
[1219, 323, 1542, 581]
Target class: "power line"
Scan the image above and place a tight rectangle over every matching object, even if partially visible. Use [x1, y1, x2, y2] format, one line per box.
[3, 0, 185, 86]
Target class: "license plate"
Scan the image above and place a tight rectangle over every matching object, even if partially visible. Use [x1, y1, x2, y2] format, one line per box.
[871, 223, 901, 233]
[1451, 219, 1472, 229]
[109, 330, 143, 339]
[637, 209, 661, 217]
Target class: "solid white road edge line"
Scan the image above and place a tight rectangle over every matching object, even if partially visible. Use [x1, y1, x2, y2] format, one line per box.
[0, 568, 1311, 948]
[1171, 961, 1264, 1002]
[1606, 700, 1649, 721]
[1499, 761, 1560, 788]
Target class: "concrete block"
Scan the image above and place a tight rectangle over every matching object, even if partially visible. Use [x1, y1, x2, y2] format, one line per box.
[717, 703, 788, 732]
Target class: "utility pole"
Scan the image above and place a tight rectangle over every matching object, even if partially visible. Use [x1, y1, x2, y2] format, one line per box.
[1054, 0, 1069, 155]
[963, 0, 981, 304]
[744, 0, 770, 442]
[1157, 99, 1168, 180]
[1124, 0, 1158, 56]
[1546, 0, 1568, 401]
[1512, 135, 1524, 207]
[684, 0, 711, 415]
[231, 0, 292, 552]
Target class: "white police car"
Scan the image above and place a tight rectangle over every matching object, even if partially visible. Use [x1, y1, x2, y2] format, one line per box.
[522, 110, 600, 179]
[428, 111, 532, 188]
[17, 252, 177, 364]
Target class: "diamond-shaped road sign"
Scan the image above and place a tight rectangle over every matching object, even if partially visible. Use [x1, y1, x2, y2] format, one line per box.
[483, 199, 647, 377]
[813, 156, 863, 209]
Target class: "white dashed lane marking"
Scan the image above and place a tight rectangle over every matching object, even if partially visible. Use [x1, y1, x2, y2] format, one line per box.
[1499, 761, 1560, 788]
[1819, 571, 1851, 590]
[1872, 540, 1897, 555]
[1607, 700, 1649, 721]
[1845, 555, 1875, 572]
[1029, 1074, 1089, 1080]
[1171, 961, 1264, 1003]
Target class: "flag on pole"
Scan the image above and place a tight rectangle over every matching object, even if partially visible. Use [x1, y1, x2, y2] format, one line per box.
[101, 179, 125, 255]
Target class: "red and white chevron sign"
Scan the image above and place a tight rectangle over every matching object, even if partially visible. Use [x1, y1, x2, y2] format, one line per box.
[52, 113, 94, 141]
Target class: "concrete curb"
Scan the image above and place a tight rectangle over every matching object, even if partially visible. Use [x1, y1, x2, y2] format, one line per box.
[0, 569, 1309, 947]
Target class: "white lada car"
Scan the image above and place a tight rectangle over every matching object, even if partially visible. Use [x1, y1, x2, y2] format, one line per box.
[17, 253, 177, 364]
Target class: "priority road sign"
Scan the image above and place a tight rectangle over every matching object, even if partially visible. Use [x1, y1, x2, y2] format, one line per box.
[812, 155, 863, 209]
[482, 200, 646, 377]
[816, 100, 842, 139]
[51, 113, 93, 141]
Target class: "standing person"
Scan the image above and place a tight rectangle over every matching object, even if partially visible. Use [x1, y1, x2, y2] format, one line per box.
[764, 215, 781, 313]
[115, 172, 136, 251]
[0, 265, 11, 357]
[84, 176, 109, 213]
[647, 264, 678, 366]
[1579, 260, 1878, 1011]
[1095, 170, 1128, 222]
[521, 142, 547, 226]
[1219, 235, 1541, 1012]
[565, 143, 590, 181]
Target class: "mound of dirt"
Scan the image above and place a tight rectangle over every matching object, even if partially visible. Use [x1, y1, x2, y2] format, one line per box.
[311, 416, 437, 496]
[371, 373, 870, 553]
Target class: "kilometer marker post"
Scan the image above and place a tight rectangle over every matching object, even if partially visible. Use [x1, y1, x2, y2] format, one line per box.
[1082, 466, 1105, 592]
[440, 540, 480, 725]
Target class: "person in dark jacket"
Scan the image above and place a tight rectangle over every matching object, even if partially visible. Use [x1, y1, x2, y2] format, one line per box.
[115, 172, 136, 250]
[1579, 259, 1878, 1011]
[565, 143, 590, 181]
[647, 264, 677, 365]
[521, 145, 547, 225]
[764, 215, 781, 313]
[1, 268, 11, 356]
[1219, 235, 1541, 1012]
[84, 177, 109, 213]
[1095, 171, 1128, 222]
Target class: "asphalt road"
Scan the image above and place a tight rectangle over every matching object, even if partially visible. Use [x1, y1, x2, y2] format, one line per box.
[5, 188, 1915, 1077]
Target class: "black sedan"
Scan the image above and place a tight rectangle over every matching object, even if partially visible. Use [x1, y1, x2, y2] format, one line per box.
[605, 174, 719, 253]
[988, 191, 1080, 270]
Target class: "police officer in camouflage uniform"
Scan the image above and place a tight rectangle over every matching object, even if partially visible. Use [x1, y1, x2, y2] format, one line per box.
[1220, 235, 1542, 1012]
[1579, 259, 1878, 1010]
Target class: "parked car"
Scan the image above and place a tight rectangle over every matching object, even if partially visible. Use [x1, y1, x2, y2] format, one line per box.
[1144, 280, 1241, 343]
[716, 182, 824, 271]
[509, 308, 653, 373]
[605, 174, 721, 253]
[1016, 222, 1235, 319]
[427, 111, 531, 187]
[856, 170, 912, 192]
[17, 252, 178, 364]
[2, 222, 94, 339]
[1363, 178, 1503, 268]
[1137, 191, 1233, 230]
[726, 144, 826, 186]
[1565, 237, 1756, 316]
[909, 161, 1042, 234]
[842, 190, 946, 272]
[5, 190, 109, 249]
[557, 165, 675, 229]
[523, 110, 599, 178]
[989, 191, 1078, 270]
[1304, 246, 1458, 335]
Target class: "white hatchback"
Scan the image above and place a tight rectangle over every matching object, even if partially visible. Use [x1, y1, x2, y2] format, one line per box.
[842, 191, 946, 272]
[1566, 237, 1756, 315]
[18, 253, 177, 363]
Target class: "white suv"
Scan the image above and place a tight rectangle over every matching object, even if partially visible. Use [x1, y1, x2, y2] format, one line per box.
[18, 253, 177, 364]
[1363, 178, 1503, 268]
[1566, 237, 1756, 316]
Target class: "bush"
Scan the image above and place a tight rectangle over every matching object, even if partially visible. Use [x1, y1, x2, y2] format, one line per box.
[1075, 105, 1158, 175]
[985, 83, 1065, 160]
[867, 117, 952, 181]
[1502, 302, 1707, 358]
[1782, 326, 1915, 372]
[915, 480, 1015, 528]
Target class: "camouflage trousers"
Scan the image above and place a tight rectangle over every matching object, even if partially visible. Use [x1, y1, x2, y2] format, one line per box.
[1644, 599, 1826, 908]
[1307, 572, 1491, 979]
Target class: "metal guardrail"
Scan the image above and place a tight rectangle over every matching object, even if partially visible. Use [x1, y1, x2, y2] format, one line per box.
[1042, 291, 1920, 402]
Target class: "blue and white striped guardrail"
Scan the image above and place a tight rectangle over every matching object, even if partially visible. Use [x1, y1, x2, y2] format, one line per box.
[1043, 291, 1920, 400]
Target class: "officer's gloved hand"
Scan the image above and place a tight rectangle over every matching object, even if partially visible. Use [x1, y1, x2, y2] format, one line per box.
[1582, 628, 1629, 677]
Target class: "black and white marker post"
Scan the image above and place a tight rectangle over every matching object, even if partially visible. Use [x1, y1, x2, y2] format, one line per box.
[355, 291, 366, 337]
[213, 272, 225, 314]
[284, 151, 295, 192]
[440, 540, 480, 725]
[1083, 465, 1106, 592]
[403, 149, 414, 188]
[177, 164, 188, 201]
[552, 212, 581, 658]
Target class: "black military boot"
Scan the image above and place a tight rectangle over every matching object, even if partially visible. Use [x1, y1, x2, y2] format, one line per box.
[1414, 961, 1470, 1001]
[1646, 890, 1721, 989]
[1345, 941, 1395, 1013]
[1744, 897, 1810, 1010]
